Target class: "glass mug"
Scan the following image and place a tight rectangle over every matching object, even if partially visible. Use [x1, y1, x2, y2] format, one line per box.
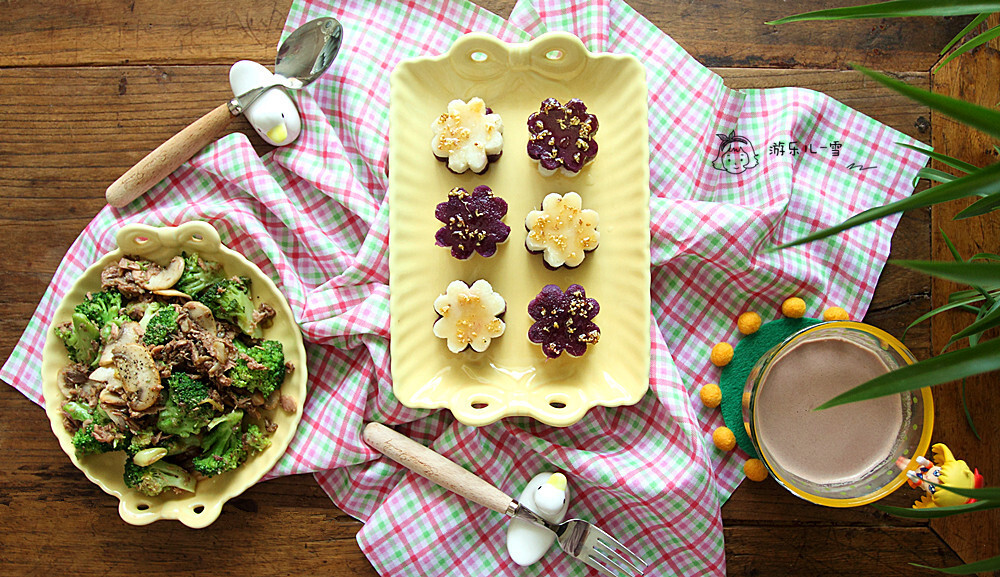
[742, 321, 934, 507]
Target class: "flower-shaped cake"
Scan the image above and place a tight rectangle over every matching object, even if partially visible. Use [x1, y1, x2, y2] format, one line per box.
[525, 192, 600, 268]
[526, 98, 599, 177]
[433, 280, 507, 353]
[528, 284, 600, 358]
[435, 185, 511, 259]
[431, 97, 504, 174]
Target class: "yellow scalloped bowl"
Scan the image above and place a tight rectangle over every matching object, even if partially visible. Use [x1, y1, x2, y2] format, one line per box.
[40, 221, 306, 528]
[389, 33, 651, 427]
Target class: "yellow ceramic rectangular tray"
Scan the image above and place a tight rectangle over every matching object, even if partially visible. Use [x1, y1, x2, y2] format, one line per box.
[389, 32, 650, 427]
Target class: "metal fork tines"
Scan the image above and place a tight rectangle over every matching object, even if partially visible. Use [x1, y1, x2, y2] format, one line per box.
[513, 504, 648, 577]
[362, 423, 648, 577]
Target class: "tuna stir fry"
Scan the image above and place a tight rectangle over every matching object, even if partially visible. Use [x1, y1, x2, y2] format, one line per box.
[56, 252, 295, 497]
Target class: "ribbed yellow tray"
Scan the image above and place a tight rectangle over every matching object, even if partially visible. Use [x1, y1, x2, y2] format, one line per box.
[389, 33, 650, 427]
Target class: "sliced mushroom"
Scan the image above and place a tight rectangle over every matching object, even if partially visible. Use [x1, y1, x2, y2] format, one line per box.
[153, 289, 192, 300]
[57, 367, 76, 397]
[141, 256, 184, 291]
[105, 408, 129, 431]
[111, 343, 162, 411]
[211, 339, 228, 364]
[99, 385, 127, 407]
[89, 366, 116, 382]
[183, 301, 217, 334]
[98, 322, 141, 367]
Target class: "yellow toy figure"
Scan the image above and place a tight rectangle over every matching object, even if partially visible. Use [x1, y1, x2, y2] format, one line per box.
[896, 443, 985, 508]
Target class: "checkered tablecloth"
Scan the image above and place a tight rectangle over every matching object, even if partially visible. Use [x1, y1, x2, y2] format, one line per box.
[1, 0, 926, 574]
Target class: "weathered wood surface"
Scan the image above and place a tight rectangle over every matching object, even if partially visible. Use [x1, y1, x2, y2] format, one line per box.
[928, 15, 1000, 573]
[1, 1, 994, 576]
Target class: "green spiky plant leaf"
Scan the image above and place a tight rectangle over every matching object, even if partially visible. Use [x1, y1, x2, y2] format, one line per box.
[911, 554, 1000, 575]
[766, 1, 1000, 24]
[769, 7, 1000, 571]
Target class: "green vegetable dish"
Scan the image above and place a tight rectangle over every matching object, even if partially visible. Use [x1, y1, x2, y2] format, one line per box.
[55, 252, 294, 497]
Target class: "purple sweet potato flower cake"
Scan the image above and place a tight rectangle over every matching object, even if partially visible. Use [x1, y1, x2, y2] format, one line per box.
[434, 185, 511, 260]
[526, 98, 599, 177]
[527, 284, 600, 358]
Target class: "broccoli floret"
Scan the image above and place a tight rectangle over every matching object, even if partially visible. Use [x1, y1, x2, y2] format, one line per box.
[142, 304, 178, 346]
[55, 313, 101, 367]
[242, 424, 271, 455]
[137, 301, 164, 328]
[74, 290, 123, 329]
[198, 277, 260, 337]
[176, 252, 226, 296]
[98, 312, 132, 343]
[123, 456, 197, 496]
[162, 434, 202, 456]
[156, 373, 216, 437]
[63, 401, 125, 456]
[227, 340, 287, 397]
[127, 429, 157, 453]
[191, 410, 247, 477]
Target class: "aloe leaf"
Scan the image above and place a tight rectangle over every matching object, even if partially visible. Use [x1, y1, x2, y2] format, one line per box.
[899, 143, 979, 174]
[969, 252, 1000, 261]
[961, 379, 981, 440]
[935, 23, 1000, 71]
[940, 12, 991, 54]
[853, 66, 1000, 141]
[915, 167, 958, 184]
[902, 294, 986, 340]
[912, 553, 1000, 574]
[772, 163, 1000, 249]
[766, 1, 1000, 25]
[894, 260, 1000, 288]
[815, 338, 1000, 409]
[873, 499, 999, 519]
[954, 189, 1000, 219]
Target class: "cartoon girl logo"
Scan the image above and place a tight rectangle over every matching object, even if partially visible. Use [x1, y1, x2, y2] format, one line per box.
[711, 130, 759, 174]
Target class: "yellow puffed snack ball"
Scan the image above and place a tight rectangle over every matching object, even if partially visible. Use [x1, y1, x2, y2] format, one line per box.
[744, 458, 769, 482]
[710, 342, 734, 367]
[781, 297, 806, 318]
[737, 312, 762, 335]
[823, 306, 849, 321]
[700, 383, 722, 408]
[713, 427, 737, 451]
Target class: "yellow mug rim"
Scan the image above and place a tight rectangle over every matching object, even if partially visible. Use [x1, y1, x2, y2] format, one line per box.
[749, 321, 934, 508]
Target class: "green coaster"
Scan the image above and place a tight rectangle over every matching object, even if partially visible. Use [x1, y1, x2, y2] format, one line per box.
[718, 317, 822, 455]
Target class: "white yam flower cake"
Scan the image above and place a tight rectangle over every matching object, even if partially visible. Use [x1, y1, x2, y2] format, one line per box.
[431, 98, 504, 174]
[433, 280, 507, 353]
[525, 192, 600, 269]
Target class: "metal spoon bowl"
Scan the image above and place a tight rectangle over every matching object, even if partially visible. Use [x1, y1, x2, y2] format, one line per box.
[231, 18, 343, 114]
[106, 17, 343, 208]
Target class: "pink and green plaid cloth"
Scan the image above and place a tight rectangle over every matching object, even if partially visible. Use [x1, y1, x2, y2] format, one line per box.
[1, 0, 925, 574]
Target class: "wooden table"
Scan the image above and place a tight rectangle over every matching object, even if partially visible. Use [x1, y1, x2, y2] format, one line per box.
[2, 1, 997, 575]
